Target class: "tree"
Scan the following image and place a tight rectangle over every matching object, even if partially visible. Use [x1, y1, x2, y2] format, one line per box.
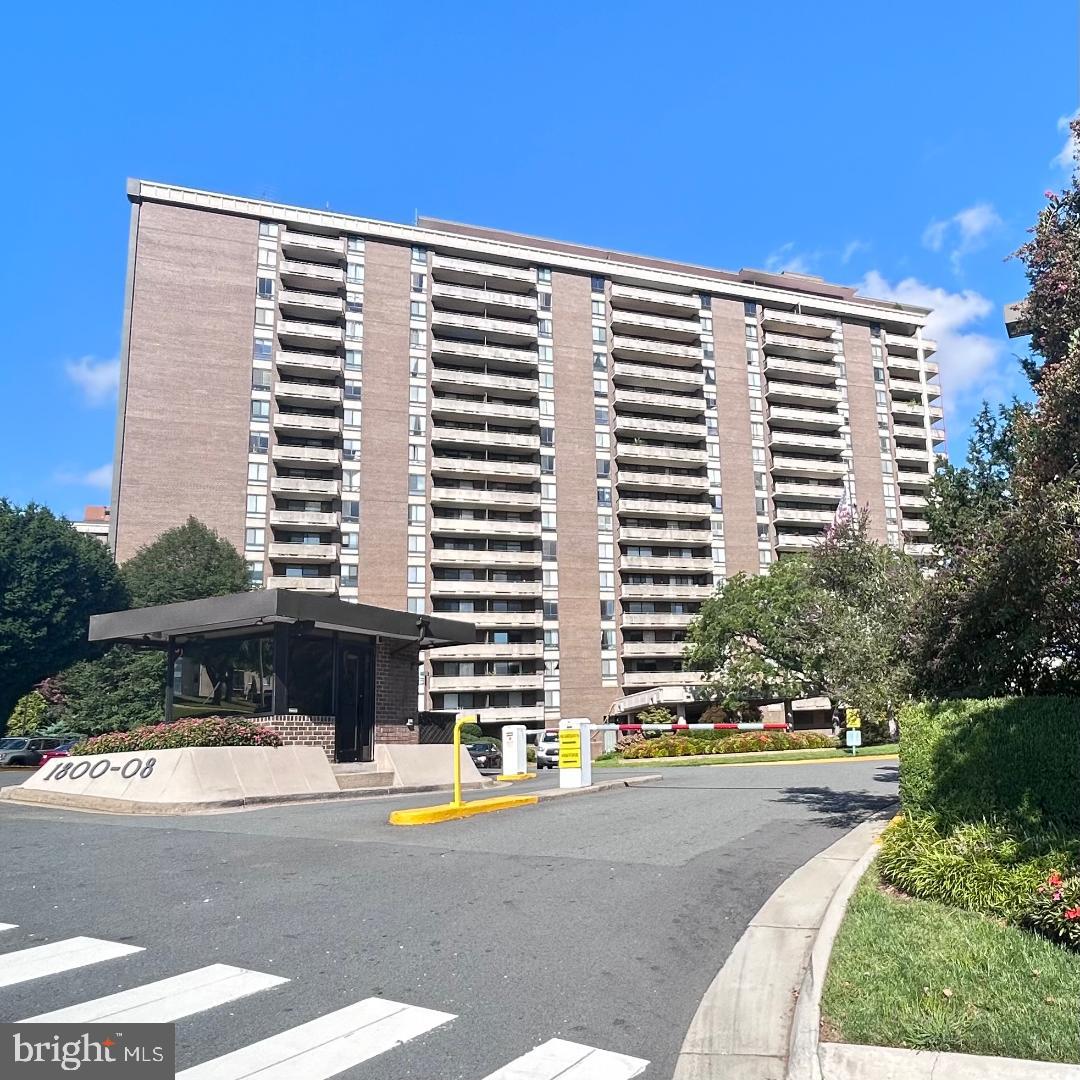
[56, 648, 167, 736]
[0, 501, 128, 733]
[122, 517, 249, 608]
[5, 691, 49, 737]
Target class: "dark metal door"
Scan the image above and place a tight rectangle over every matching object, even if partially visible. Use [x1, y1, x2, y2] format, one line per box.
[336, 642, 375, 763]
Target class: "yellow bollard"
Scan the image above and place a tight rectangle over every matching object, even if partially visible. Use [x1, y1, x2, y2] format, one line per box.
[451, 713, 474, 808]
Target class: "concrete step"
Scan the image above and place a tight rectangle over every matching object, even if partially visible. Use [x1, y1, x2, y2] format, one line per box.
[334, 771, 395, 790]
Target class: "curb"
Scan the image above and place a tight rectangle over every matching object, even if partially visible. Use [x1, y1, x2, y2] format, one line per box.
[389, 793, 539, 826]
[672, 816, 889, 1080]
[534, 774, 663, 801]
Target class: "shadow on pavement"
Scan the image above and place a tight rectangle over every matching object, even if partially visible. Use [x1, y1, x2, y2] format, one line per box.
[773, 785, 898, 829]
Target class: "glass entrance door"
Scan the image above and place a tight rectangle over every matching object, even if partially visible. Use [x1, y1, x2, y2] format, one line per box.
[336, 642, 375, 762]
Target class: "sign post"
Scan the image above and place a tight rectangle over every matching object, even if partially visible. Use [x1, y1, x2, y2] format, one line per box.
[845, 708, 862, 756]
[558, 717, 592, 790]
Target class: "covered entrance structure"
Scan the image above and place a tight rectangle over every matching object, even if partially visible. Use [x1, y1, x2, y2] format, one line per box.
[88, 591, 476, 762]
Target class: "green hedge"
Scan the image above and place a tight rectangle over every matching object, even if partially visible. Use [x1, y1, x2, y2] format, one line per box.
[899, 698, 1080, 831]
[621, 731, 836, 758]
[72, 717, 283, 755]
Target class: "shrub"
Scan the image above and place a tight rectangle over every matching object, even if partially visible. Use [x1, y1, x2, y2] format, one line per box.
[1023, 871, 1080, 952]
[620, 730, 836, 759]
[636, 705, 677, 726]
[72, 716, 283, 755]
[877, 813, 1080, 921]
[526, 745, 536, 763]
[5, 691, 49, 736]
[899, 698, 1080, 831]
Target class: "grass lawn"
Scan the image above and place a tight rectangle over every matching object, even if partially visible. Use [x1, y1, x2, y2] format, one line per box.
[594, 743, 899, 768]
[822, 862, 1080, 1063]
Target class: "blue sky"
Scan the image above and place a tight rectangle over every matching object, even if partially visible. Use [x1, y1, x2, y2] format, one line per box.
[1, 1, 1076, 519]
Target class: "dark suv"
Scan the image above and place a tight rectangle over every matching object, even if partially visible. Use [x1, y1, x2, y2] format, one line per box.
[0, 737, 67, 767]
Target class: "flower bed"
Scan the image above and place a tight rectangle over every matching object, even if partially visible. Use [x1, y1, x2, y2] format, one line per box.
[71, 716, 283, 755]
[619, 730, 837, 759]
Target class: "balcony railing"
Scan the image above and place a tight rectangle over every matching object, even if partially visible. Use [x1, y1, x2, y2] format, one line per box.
[279, 260, 345, 287]
[768, 431, 845, 454]
[273, 412, 343, 435]
[767, 406, 842, 430]
[430, 548, 543, 568]
[616, 470, 709, 491]
[430, 281, 537, 312]
[617, 525, 712, 545]
[765, 381, 841, 405]
[620, 583, 714, 600]
[772, 506, 835, 526]
[618, 497, 711, 519]
[613, 388, 706, 415]
[775, 533, 822, 552]
[429, 517, 542, 539]
[431, 310, 537, 341]
[430, 396, 539, 423]
[430, 366, 537, 396]
[430, 338, 539, 368]
[267, 542, 339, 562]
[609, 309, 701, 341]
[622, 670, 703, 688]
[270, 476, 341, 497]
[770, 455, 849, 478]
[609, 282, 700, 314]
[277, 319, 344, 345]
[620, 611, 696, 628]
[430, 487, 539, 510]
[430, 456, 541, 480]
[615, 443, 709, 466]
[611, 335, 701, 365]
[271, 444, 341, 467]
[266, 576, 338, 593]
[430, 426, 540, 451]
[612, 362, 705, 390]
[430, 254, 535, 286]
[620, 555, 711, 572]
[763, 333, 840, 359]
[274, 381, 343, 406]
[276, 351, 341, 376]
[268, 509, 340, 530]
[613, 415, 704, 440]
[763, 357, 839, 384]
[280, 230, 345, 258]
[760, 309, 838, 337]
[772, 481, 844, 503]
[429, 579, 540, 597]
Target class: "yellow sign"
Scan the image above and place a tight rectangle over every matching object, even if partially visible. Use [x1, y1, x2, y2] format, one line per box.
[558, 729, 582, 769]
[846, 709, 862, 730]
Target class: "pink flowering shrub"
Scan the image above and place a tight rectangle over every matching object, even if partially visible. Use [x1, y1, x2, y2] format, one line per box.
[1023, 871, 1080, 952]
[71, 716, 283, 755]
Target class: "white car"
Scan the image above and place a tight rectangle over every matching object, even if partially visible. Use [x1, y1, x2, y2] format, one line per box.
[535, 730, 560, 769]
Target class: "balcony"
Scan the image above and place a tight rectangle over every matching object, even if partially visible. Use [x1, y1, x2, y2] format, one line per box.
[268, 509, 340, 531]
[885, 333, 924, 358]
[620, 583, 714, 600]
[895, 446, 931, 464]
[775, 533, 822, 553]
[930, 405, 944, 422]
[436, 642, 544, 660]
[616, 470, 709, 492]
[892, 422, 928, 446]
[772, 506, 835, 526]
[771, 455, 849, 479]
[429, 517, 542, 540]
[274, 412, 343, 436]
[615, 443, 709, 467]
[430, 395, 539, 425]
[268, 542, 339, 562]
[765, 381, 841, 407]
[620, 611, 696, 628]
[468, 705, 545, 724]
[925, 382, 942, 403]
[896, 470, 932, 489]
[612, 362, 705, 391]
[279, 260, 345, 291]
[767, 406, 842, 431]
[431, 456, 540, 481]
[609, 309, 700, 342]
[613, 415, 704, 442]
[430, 548, 543, 569]
[618, 525, 711, 546]
[899, 493, 928, 509]
[611, 335, 701, 366]
[621, 555, 711, 573]
[430, 366, 537, 397]
[280, 230, 345, 262]
[430, 338, 538, 369]
[902, 517, 931, 534]
[431, 310, 537, 343]
[266, 576, 338, 593]
[618, 497, 711, 519]
[768, 430, 845, 455]
[278, 290, 344, 319]
[772, 480, 844, 504]
[886, 353, 922, 379]
[610, 282, 700, 316]
[889, 377, 924, 401]
[276, 350, 341, 377]
[905, 543, 935, 558]
[430, 281, 537, 315]
[763, 357, 839, 384]
[891, 399, 926, 420]
[274, 381, 343, 407]
[464, 610, 543, 628]
[430, 254, 535, 288]
[277, 320, 344, 348]
[429, 579, 539, 598]
[428, 673, 544, 694]
[271, 444, 341, 468]
[763, 333, 840, 361]
[430, 426, 540, 452]
[270, 476, 341, 497]
[621, 641, 687, 658]
[613, 388, 706, 415]
[760, 309, 838, 338]
[431, 486, 539, 511]
[622, 670, 703, 689]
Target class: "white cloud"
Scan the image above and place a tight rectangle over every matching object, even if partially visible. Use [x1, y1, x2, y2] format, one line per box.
[55, 463, 114, 488]
[763, 242, 815, 275]
[841, 240, 869, 265]
[859, 271, 1012, 416]
[921, 203, 1002, 272]
[1054, 108, 1080, 169]
[65, 356, 119, 405]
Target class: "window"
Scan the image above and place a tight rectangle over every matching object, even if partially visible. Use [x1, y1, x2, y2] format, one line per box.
[344, 471, 360, 490]
[757, 523, 770, 541]
[598, 542, 613, 560]
[703, 343, 714, 360]
[408, 474, 425, 495]
[542, 481, 556, 501]
[408, 534, 425, 553]
[341, 566, 359, 588]
[880, 436, 890, 451]
[591, 299, 605, 317]
[544, 628, 559, 647]
[543, 568, 558, 587]
[743, 300, 757, 315]
[259, 222, 279, 238]
[597, 513, 612, 531]
[542, 511, 557, 528]
[543, 600, 558, 619]
[344, 409, 361, 428]
[255, 308, 274, 326]
[748, 370, 761, 388]
[542, 539, 557, 559]
[245, 528, 265, 548]
[409, 444, 425, 462]
[596, 458, 610, 478]
[545, 689, 560, 708]
[745, 323, 758, 340]
[592, 326, 607, 344]
[595, 431, 610, 449]
[876, 390, 887, 406]
[540, 399, 554, 417]
[257, 277, 274, 299]
[342, 500, 360, 523]
[750, 395, 762, 413]
[759, 548, 772, 567]
[593, 353, 607, 372]
[752, 446, 765, 463]
[754, 472, 766, 491]
[594, 377, 607, 396]
[247, 462, 268, 482]
[246, 494, 266, 515]
[407, 565, 424, 583]
[874, 367, 885, 383]
[342, 532, 359, 550]
[700, 315, 713, 332]
[258, 248, 276, 268]
[344, 439, 361, 461]
[347, 236, 364, 253]
[409, 415, 426, 436]
[600, 599, 615, 620]
[541, 427, 555, 447]
[253, 339, 272, 361]
[538, 319, 552, 337]
[544, 659, 559, 675]
[409, 385, 425, 403]
[251, 369, 271, 391]
[408, 504, 425, 524]
[597, 487, 611, 507]
[411, 245, 426, 263]
[600, 628, 615, 649]
[601, 658, 617, 678]
[539, 371, 553, 388]
[411, 272, 426, 291]
[599, 571, 614, 589]
[410, 356, 426, 377]
[755, 497, 767, 515]
[246, 559, 264, 585]
[538, 345, 553, 362]
[346, 294, 363, 314]
[882, 459, 894, 475]
[345, 382, 362, 401]
[595, 406, 608, 425]
[249, 434, 268, 454]
[410, 300, 426, 318]
[410, 328, 425, 349]
[537, 267, 551, 283]
[538, 292, 552, 311]
[250, 400, 270, 420]
[751, 422, 764, 440]
[346, 349, 362, 370]
[541, 453, 554, 474]
[591, 275, 605, 292]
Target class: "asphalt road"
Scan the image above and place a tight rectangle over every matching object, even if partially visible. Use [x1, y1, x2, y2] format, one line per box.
[0, 759, 897, 1078]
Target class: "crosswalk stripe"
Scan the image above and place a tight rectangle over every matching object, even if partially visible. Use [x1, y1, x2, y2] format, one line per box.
[20, 964, 289, 1024]
[0, 937, 143, 989]
[480, 1038, 650, 1079]
[0, 925, 16, 933]
[175, 996, 456, 1080]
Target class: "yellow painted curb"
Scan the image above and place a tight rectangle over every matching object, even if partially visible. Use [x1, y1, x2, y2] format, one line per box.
[708, 753, 899, 769]
[388, 794, 538, 826]
[496, 772, 531, 782]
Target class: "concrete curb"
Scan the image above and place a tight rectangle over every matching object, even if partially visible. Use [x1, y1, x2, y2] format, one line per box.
[672, 817, 888, 1080]
[534, 774, 663, 800]
[818, 1043, 1080, 1079]
[389, 793, 539, 826]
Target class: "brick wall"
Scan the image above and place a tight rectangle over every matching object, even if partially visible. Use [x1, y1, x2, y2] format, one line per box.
[261, 714, 336, 760]
[375, 640, 421, 745]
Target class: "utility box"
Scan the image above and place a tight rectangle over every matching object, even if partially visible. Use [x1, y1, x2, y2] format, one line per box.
[499, 724, 529, 780]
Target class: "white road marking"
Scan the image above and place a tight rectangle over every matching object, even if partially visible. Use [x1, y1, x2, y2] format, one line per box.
[21, 964, 288, 1023]
[0, 936, 143, 989]
[0, 924, 16, 933]
[481, 1038, 650, 1079]
[176, 996, 456, 1080]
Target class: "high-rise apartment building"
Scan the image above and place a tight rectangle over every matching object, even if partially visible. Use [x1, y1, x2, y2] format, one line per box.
[112, 180, 943, 725]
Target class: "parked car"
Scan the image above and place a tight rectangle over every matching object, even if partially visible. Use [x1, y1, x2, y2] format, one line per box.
[535, 730, 560, 769]
[467, 741, 502, 771]
[0, 737, 67, 768]
[38, 738, 80, 765]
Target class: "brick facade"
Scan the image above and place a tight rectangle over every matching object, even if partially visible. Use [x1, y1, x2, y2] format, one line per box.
[374, 640, 421, 746]
[261, 714, 336, 760]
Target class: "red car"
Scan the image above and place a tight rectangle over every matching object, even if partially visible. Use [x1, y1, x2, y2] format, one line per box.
[37, 739, 80, 765]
